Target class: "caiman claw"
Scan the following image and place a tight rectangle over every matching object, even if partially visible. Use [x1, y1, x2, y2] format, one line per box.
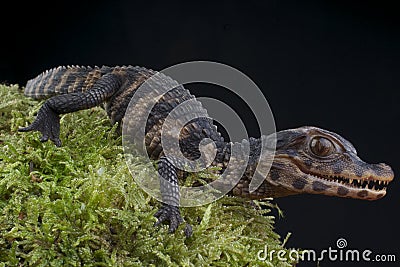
[154, 204, 193, 237]
[18, 103, 62, 147]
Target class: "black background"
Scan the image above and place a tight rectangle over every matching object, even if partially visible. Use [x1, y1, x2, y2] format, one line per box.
[1, 1, 399, 266]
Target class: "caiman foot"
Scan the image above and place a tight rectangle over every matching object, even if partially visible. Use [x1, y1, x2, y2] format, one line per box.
[18, 103, 62, 147]
[154, 204, 193, 237]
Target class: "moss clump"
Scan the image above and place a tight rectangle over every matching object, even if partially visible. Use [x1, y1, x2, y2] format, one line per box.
[0, 84, 297, 266]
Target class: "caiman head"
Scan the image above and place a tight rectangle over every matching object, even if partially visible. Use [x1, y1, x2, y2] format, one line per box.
[266, 126, 394, 200]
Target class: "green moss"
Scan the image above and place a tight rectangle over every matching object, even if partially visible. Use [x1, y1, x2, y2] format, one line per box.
[0, 84, 297, 266]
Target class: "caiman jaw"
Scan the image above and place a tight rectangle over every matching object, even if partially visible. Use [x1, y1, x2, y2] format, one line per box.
[317, 174, 390, 191]
[301, 170, 393, 200]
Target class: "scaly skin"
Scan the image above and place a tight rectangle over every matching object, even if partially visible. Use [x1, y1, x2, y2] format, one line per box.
[234, 127, 393, 201]
[19, 65, 395, 236]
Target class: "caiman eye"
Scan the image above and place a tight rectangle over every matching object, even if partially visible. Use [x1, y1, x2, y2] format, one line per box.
[309, 137, 335, 157]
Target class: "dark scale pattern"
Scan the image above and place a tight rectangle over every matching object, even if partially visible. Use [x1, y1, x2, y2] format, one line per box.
[337, 186, 349, 196]
[312, 181, 330, 192]
[357, 190, 368, 198]
[270, 169, 280, 181]
[157, 157, 180, 207]
[292, 178, 307, 190]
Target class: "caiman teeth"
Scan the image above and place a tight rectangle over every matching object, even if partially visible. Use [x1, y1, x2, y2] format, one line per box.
[312, 174, 388, 191]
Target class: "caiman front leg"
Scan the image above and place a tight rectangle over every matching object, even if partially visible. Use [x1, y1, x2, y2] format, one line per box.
[154, 156, 193, 237]
[19, 73, 122, 146]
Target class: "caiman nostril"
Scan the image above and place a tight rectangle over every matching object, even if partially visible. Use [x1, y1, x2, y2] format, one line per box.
[374, 163, 395, 181]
